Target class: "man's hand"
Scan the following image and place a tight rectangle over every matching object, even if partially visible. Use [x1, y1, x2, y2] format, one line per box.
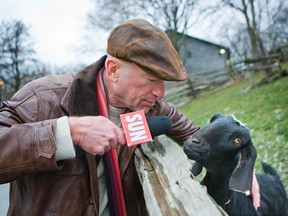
[68, 116, 126, 155]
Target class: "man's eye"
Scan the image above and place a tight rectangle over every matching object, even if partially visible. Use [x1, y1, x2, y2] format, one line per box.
[147, 78, 157, 82]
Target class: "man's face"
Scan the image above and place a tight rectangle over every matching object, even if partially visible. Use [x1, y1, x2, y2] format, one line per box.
[107, 59, 165, 113]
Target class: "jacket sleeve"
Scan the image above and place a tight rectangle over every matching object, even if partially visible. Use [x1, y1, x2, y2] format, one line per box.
[153, 99, 200, 144]
[0, 88, 61, 184]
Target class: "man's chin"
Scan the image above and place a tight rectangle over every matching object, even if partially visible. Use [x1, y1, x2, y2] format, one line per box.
[132, 107, 151, 114]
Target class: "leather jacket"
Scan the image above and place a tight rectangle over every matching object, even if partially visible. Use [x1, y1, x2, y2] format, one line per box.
[0, 56, 199, 215]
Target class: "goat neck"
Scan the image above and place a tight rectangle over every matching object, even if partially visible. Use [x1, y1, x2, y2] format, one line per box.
[202, 156, 239, 207]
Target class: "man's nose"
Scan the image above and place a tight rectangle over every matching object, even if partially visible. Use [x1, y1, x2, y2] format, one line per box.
[152, 81, 165, 98]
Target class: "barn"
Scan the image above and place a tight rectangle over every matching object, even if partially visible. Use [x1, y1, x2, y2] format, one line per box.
[164, 32, 231, 105]
[178, 34, 230, 84]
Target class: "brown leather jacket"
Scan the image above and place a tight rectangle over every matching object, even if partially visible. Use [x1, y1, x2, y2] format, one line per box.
[0, 56, 199, 216]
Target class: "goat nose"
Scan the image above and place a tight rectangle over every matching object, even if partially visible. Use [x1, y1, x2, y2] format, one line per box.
[191, 137, 201, 144]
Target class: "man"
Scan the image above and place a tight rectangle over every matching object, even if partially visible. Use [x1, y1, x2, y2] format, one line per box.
[0, 19, 259, 215]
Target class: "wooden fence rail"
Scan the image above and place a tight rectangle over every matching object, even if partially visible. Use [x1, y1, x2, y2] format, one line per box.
[135, 136, 227, 215]
[164, 71, 230, 107]
[164, 52, 288, 107]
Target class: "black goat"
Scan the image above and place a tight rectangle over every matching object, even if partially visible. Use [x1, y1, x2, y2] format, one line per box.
[183, 114, 288, 216]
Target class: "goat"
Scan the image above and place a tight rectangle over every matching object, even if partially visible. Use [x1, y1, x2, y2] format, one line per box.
[183, 113, 288, 216]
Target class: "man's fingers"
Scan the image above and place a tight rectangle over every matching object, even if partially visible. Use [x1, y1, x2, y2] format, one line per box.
[116, 129, 126, 145]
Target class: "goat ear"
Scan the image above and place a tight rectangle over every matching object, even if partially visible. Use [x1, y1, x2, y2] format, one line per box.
[191, 162, 203, 177]
[229, 144, 257, 194]
[210, 113, 224, 123]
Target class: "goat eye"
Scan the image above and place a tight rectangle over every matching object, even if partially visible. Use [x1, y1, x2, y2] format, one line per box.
[234, 138, 242, 145]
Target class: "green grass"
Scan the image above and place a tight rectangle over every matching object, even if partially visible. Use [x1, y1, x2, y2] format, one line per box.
[178, 73, 288, 193]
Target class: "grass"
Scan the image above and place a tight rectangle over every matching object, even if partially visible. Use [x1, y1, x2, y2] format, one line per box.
[178, 70, 288, 193]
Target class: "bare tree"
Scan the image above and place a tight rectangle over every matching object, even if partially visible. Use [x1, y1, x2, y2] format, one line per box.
[202, 0, 287, 79]
[203, 1, 285, 54]
[265, 6, 288, 49]
[207, 0, 261, 59]
[0, 20, 48, 97]
[219, 24, 251, 61]
[87, 0, 199, 53]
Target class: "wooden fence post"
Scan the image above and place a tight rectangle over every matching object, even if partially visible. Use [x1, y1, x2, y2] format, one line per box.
[134, 136, 227, 216]
[186, 77, 197, 98]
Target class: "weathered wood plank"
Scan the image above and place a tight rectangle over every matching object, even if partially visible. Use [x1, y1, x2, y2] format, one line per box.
[134, 136, 228, 216]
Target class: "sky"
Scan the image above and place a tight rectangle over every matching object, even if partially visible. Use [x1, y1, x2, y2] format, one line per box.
[0, 0, 108, 66]
[0, 0, 221, 67]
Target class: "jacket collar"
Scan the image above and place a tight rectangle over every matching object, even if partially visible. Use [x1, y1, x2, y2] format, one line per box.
[61, 55, 107, 116]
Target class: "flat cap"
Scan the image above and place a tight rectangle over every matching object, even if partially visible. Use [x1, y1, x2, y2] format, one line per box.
[107, 19, 188, 81]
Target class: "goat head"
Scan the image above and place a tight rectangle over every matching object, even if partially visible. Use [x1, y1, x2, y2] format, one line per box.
[183, 113, 257, 194]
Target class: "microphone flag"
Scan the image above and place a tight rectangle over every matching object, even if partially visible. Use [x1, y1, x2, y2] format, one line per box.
[120, 110, 152, 147]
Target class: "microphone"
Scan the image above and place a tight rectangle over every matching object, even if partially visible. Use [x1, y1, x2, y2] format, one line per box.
[146, 115, 172, 138]
[120, 110, 172, 146]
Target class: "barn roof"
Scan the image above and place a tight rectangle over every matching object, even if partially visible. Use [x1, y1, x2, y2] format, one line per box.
[166, 30, 230, 51]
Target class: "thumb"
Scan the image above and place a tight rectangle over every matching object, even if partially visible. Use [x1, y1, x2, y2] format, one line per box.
[117, 128, 126, 145]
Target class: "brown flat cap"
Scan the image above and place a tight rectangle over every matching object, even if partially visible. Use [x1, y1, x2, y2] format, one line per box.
[107, 19, 188, 81]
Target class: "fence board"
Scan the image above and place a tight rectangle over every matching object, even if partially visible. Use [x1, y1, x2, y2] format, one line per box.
[134, 136, 227, 216]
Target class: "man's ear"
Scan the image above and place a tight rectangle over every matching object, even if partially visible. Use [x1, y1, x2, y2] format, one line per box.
[105, 58, 119, 81]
